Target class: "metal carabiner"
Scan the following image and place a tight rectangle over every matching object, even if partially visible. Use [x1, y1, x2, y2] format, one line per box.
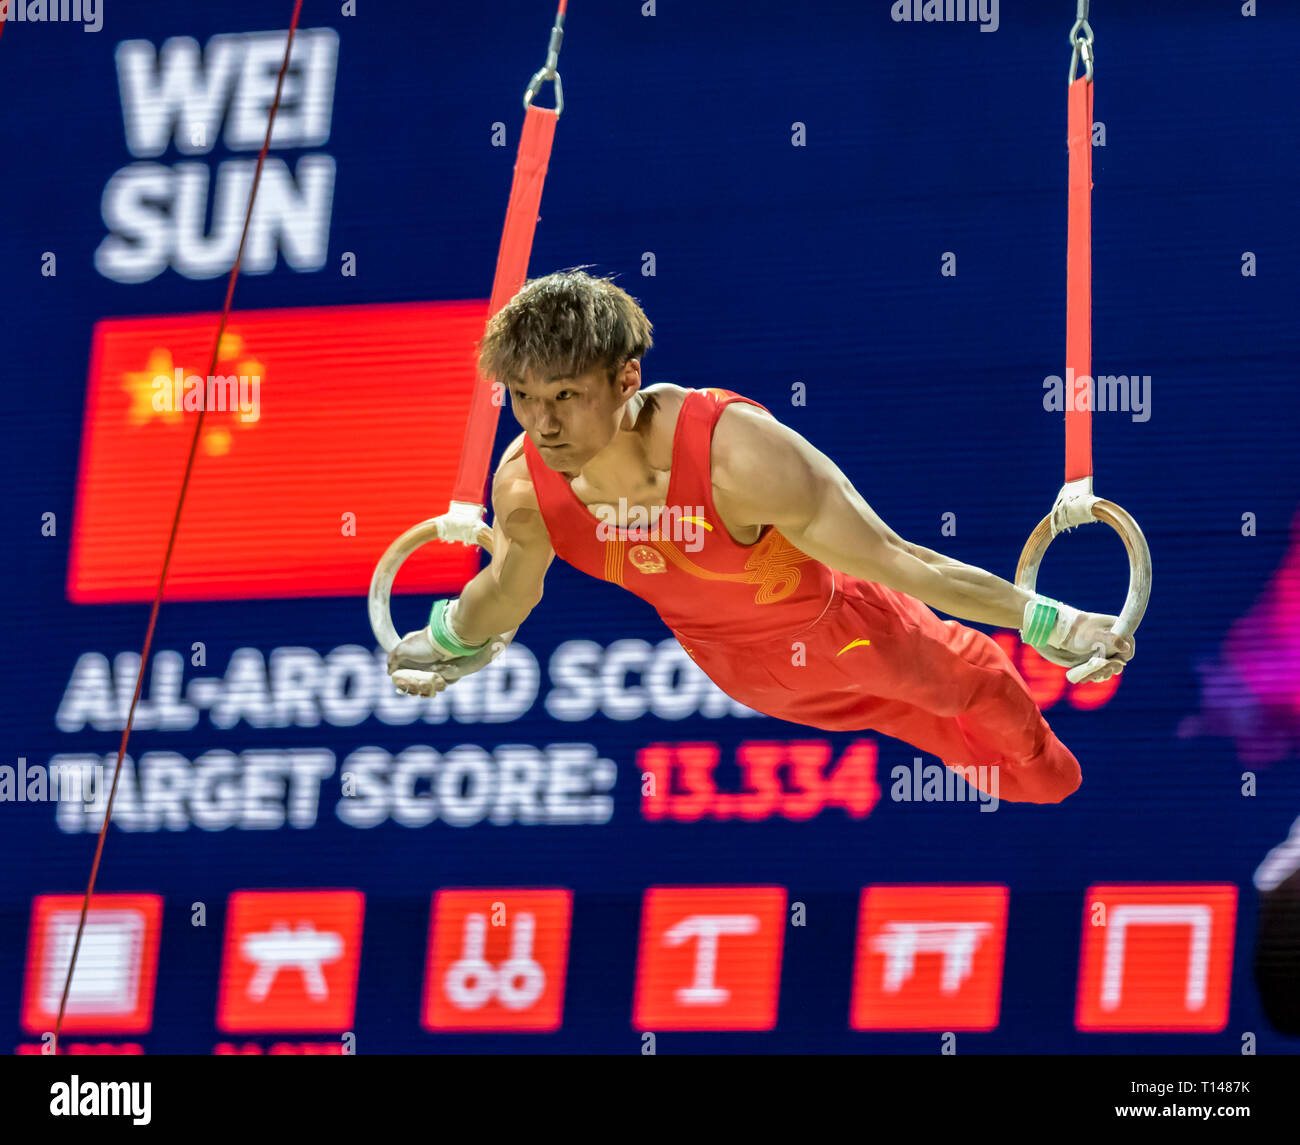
[523, 13, 566, 115]
[1068, 1, 1094, 85]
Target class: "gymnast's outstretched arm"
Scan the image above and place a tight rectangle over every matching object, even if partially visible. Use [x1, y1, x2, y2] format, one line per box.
[385, 441, 553, 679]
[710, 403, 1133, 673]
[452, 455, 556, 646]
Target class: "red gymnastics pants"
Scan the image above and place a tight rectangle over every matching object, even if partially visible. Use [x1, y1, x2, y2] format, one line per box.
[675, 569, 1082, 804]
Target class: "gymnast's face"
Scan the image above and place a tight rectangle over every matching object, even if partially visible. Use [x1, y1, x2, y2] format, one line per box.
[510, 360, 640, 473]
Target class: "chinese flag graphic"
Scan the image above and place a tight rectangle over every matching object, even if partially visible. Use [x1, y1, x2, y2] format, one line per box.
[69, 301, 490, 602]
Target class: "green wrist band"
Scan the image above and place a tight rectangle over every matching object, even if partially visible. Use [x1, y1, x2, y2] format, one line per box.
[1023, 596, 1061, 648]
[429, 599, 488, 657]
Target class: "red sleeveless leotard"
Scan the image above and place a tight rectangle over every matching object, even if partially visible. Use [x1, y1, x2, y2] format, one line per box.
[522, 388, 833, 645]
[521, 387, 1082, 803]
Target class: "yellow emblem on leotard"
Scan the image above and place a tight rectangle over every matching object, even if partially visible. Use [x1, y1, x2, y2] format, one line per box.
[643, 528, 810, 605]
[741, 530, 808, 603]
[836, 638, 871, 656]
[629, 545, 667, 574]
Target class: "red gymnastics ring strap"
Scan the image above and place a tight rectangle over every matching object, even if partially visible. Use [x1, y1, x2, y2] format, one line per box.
[453, 101, 559, 507]
[1065, 74, 1093, 487]
[368, 5, 566, 661]
[456, 0, 566, 508]
[1016, 64, 1151, 683]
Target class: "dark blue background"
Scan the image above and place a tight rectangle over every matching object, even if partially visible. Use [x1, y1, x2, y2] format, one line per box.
[1, 0, 1297, 1052]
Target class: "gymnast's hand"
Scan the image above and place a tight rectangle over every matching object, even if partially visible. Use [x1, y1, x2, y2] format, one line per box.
[387, 624, 516, 696]
[1022, 597, 1135, 684]
[1049, 609, 1135, 683]
[387, 625, 454, 675]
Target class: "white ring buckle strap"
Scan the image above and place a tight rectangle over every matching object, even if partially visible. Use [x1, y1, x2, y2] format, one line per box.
[368, 501, 493, 693]
[1015, 477, 1152, 684]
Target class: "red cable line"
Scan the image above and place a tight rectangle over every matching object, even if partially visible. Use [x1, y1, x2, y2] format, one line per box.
[52, 0, 305, 1053]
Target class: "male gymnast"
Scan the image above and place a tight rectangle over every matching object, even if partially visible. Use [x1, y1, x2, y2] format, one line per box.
[387, 271, 1134, 803]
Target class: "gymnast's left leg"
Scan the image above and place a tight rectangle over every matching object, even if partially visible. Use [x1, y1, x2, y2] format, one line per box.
[821, 577, 1083, 803]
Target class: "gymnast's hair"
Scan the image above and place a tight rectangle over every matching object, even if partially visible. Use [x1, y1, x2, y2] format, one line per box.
[477, 267, 653, 388]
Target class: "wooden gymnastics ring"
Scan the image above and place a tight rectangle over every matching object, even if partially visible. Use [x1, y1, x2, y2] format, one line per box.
[368, 499, 492, 654]
[1015, 481, 1151, 685]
